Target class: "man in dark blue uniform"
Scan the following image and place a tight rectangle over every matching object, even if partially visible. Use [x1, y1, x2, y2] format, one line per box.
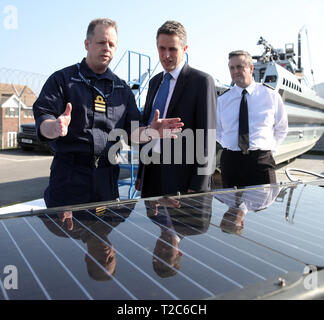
[33, 18, 183, 207]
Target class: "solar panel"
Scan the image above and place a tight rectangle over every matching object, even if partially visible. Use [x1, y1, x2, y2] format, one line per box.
[1, 180, 324, 300]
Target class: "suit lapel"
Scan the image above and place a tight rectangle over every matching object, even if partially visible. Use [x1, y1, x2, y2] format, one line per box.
[166, 64, 190, 117]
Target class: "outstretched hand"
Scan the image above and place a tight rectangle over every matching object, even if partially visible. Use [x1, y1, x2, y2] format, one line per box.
[57, 103, 72, 136]
[59, 211, 73, 231]
[152, 197, 181, 216]
[149, 109, 184, 139]
[39, 102, 73, 139]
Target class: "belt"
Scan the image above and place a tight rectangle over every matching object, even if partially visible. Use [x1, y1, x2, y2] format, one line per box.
[56, 153, 111, 168]
[223, 148, 270, 155]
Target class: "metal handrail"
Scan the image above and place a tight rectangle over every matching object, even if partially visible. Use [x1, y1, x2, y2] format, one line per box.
[135, 52, 189, 110]
[136, 60, 160, 108]
[112, 50, 128, 73]
[285, 168, 324, 182]
[127, 51, 151, 110]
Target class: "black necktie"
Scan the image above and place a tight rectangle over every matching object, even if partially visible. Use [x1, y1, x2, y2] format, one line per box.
[238, 89, 249, 154]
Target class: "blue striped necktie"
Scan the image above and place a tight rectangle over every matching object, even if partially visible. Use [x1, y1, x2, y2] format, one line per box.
[149, 72, 172, 124]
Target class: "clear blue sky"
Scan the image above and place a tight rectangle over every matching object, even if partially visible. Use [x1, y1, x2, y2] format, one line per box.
[1, 0, 324, 90]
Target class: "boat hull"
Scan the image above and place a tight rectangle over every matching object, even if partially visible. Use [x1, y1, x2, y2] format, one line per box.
[274, 125, 324, 164]
[260, 63, 324, 164]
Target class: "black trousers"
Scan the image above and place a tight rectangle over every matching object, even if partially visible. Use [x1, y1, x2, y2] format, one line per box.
[141, 163, 163, 198]
[220, 149, 276, 189]
[45, 153, 120, 208]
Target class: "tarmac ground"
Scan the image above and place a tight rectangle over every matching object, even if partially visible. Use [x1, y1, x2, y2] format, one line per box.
[275, 152, 324, 183]
[1, 148, 324, 207]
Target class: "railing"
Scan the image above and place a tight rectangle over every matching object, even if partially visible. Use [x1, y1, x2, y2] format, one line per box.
[112, 50, 153, 111]
[114, 50, 153, 198]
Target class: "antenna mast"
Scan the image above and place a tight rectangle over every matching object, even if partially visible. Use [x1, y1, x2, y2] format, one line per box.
[298, 25, 316, 88]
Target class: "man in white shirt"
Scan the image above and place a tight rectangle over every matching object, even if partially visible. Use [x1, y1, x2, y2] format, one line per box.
[216, 50, 288, 188]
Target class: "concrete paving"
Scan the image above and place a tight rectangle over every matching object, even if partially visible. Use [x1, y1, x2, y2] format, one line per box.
[276, 153, 324, 183]
[0, 149, 133, 207]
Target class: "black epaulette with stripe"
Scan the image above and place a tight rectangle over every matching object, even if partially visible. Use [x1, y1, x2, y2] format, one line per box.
[263, 83, 275, 90]
[218, 88, 230, 96]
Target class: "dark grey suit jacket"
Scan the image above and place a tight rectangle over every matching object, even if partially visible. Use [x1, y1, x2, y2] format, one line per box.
[138, 63, 217, 196]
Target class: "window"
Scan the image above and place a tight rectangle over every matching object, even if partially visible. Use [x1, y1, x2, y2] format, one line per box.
[5, 107, 18, 118]
[264, 75, 277, 83]
[24, 109, 34, 118]
[7, 132, 17, 148]
[1, 93, 12, 98]
[257, 68, 266, 81]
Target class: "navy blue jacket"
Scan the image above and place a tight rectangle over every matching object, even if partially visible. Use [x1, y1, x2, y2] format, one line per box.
[33, 58, 140, 156]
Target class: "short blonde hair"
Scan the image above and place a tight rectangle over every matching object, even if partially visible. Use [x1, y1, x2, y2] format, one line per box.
[86, 18, 117, 41]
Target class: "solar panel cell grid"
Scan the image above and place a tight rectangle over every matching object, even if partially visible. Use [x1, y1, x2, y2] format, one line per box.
[1, 181, 323, 300]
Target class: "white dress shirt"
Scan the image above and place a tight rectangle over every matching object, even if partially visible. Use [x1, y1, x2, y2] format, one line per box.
[214, 185, 282, 212]
[216, 81, 288, 152]
[152, 60, 186, 153]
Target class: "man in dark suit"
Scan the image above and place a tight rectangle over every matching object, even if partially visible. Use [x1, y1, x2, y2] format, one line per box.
[135, 20, 217, 197]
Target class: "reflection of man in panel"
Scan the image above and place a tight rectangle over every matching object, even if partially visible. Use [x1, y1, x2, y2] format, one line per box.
[214, 185, 282, 235]
[146, 195, 213, 277]
[39, 204, 133, 281]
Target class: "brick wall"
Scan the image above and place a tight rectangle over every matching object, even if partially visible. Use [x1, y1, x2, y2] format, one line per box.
[0, 83, 37, 149]
[1, 108, 35, 149]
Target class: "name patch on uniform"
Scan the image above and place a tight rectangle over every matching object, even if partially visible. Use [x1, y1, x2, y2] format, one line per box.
[94, 95, 106, 113]
[70, 77, 82, 83]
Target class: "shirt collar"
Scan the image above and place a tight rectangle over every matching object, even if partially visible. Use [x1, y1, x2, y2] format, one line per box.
[234, 80, 256, 96]
[164, 60, 185, 80]
[80, 58, 115, 81]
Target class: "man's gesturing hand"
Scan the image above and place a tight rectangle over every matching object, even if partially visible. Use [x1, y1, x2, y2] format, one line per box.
[150, 109, 184, 139]
[57, 103, 72, 136]
[40, 102, 73, 139]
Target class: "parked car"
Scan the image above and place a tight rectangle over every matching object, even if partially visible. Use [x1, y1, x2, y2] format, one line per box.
[17, 123, 53, 153]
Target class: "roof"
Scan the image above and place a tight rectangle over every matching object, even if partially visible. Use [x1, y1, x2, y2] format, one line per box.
[1, 180, 324, 300]
[0, 83, 37, 107]
[0, 96, 10, 106]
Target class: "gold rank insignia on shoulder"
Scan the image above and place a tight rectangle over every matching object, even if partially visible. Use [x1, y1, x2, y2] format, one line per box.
[95, 206, 107, 217]
[263, 83, 275, 90]
[94, 95, 106, 113]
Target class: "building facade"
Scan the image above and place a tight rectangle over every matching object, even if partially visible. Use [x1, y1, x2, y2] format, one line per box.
[0, 83, 36, 149]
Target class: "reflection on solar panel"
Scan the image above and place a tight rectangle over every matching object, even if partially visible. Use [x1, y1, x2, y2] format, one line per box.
[1, 180, 324, 300]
